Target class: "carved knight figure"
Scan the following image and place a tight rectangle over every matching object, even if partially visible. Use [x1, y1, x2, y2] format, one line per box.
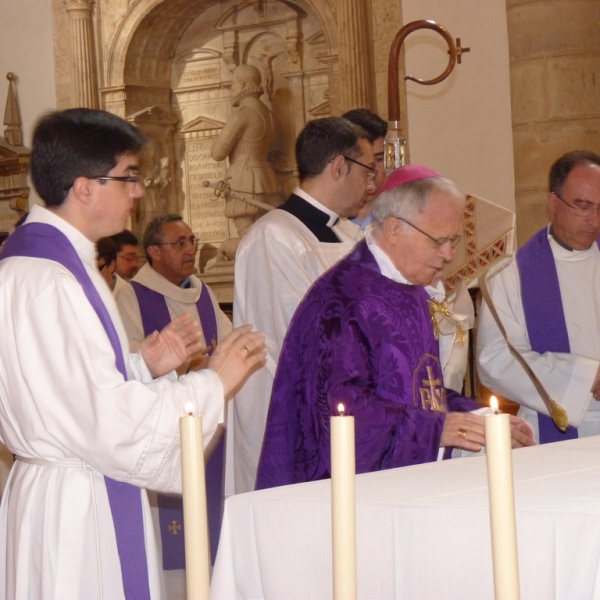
[211, 64, 283, 261]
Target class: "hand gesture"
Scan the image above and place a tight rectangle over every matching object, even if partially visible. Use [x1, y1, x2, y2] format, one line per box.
[140, 313, 203, 378]
[208, 325, 267, 399]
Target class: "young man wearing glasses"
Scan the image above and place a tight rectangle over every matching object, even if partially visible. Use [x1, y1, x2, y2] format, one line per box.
[109, 228, 141, 280]
[230, 116, 376, 494]
[256, 165, 533, 489]
[0, 108, 265, 599]
[478, 150, 600, 444]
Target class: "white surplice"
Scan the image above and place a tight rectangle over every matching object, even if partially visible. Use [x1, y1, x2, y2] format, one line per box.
[116, 263, 232, 600]
[477, 229, 600, 441]
[229, 191, 357, 494]
[0, 205, 225, 600]
[116, 263, 232, 353]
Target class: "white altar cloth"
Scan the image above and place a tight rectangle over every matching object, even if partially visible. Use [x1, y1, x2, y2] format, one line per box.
[211, 436, 600, 599]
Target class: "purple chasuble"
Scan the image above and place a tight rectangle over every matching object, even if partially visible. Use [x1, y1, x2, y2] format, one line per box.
[516, 228, 600, 443]
[1, 223, 151, 600]
[130, 280, 223, 565]
[256, 240, 477, 490]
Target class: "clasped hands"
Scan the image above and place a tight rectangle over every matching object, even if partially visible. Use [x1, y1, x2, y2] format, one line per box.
[139, 314, 266, 397]
[441, 411, 535, 452]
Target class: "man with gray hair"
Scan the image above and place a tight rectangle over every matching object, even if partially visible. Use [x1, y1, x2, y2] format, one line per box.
[117, 214, 231, 357]
[116, 213, 231, 590]
[256, 165, 533, 489]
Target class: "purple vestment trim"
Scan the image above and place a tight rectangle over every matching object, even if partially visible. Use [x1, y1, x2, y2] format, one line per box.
[516, 227, 600, 443]
[130, 280, 223, 565]
[1, 223, 151, 600]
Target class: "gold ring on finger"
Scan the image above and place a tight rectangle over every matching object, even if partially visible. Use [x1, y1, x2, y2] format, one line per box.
[457, 428, 467, 439]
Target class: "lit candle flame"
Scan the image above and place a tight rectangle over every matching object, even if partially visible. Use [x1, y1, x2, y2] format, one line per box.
[490, 395, 499, 414]
[184, 401, 195, 417]
[337, 403, 345, 417]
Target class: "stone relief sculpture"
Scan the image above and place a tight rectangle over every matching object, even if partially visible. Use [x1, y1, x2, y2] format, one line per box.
[208, 64, 283, 264]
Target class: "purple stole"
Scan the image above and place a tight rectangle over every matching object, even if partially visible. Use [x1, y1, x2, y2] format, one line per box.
[516, 227, 600, 443]
[130, 280, 223, 566]
[1, 223, 151, 600]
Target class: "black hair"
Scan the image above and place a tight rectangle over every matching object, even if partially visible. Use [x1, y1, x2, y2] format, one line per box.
[30, 108, 146, 207]
[96, 237, 118, 265]
[295, 117, 367, 181]
[549, 150, 600, 194]
[108, 229, 139, 252]
[342, 108, 387, 143]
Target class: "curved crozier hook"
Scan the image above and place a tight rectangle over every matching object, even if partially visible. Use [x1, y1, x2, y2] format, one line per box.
[388, 20, 457, 121]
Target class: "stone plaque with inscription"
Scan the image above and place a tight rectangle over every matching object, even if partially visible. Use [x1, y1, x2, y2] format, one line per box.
[185, 136, 228, 244]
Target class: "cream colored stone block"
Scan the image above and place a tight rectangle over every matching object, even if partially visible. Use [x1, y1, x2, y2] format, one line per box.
[545, 56, 600, 120]
[507, 1, 600, 63]
[515, 188, 550, 247]
[510, 62, 546, 125]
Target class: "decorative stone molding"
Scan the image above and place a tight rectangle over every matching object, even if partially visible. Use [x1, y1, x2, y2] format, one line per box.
[1, 73, 30, 222]
[336, 0, 375, 113]
[63, 0, 100, 108]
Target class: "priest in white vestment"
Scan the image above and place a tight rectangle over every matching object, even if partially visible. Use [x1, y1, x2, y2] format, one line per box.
[229, 116, 376, 494]
[0, 108, 265, 600]
[116, 213, 232, 597]
[478, 151, 600, 443]
[116, 215, 231, 356]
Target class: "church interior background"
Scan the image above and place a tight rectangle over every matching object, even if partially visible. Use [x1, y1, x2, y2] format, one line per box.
[1, 0, 600, 507]
[2, 0, 600, 293]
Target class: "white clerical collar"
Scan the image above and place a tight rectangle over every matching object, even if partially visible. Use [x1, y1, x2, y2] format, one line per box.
[365, 229, 446, 296]
[294, 186, 339, 227]
[366, 229, 411, 284]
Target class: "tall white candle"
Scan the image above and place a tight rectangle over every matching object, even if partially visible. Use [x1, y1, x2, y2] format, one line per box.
[180, 403, 210, 600]
[330, 403, 357, 600]
[485, 396, 520, 600]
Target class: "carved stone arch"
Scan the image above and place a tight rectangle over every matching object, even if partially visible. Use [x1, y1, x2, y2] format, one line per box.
[93, 0, 394, 293]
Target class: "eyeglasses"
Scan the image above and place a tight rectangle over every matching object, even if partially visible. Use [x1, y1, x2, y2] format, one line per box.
[117, 253, 138, 263]
[89, 175, 142, 185]
[154, 237, 200, 251]
[342, 155, 377, 181]
[395, 216, 462, 248]
[552, 191, 600, 217]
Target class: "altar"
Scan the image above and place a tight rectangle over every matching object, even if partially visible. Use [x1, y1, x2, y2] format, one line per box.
[211, 436, 600, 599]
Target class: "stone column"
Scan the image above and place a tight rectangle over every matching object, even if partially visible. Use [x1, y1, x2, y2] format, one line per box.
[507, 0, 600, 246]
[63, 0, 99, 109]
[336, 0, 375, 114]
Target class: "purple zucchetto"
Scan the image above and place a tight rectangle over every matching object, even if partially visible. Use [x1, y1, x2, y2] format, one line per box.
[379, 165, 441, 194]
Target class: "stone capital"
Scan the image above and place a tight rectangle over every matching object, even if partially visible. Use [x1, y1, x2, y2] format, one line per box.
[63, 0, 95, 13]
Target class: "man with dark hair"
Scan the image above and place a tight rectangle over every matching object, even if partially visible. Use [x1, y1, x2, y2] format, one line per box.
[0, 108, 265, 599]
[257, 165, 532, 489]
[96, 236, 120, 292]
[230, 116, 376, 493]
[109, 228, 140, 280]
[342, 108, 387, 233]
[478, 150, 600, 444]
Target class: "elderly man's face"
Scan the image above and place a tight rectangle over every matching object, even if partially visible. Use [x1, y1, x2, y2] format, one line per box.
[549, 163, 600, 251]
[149, 220, 198, 286]
[385, 192, 463, 286]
